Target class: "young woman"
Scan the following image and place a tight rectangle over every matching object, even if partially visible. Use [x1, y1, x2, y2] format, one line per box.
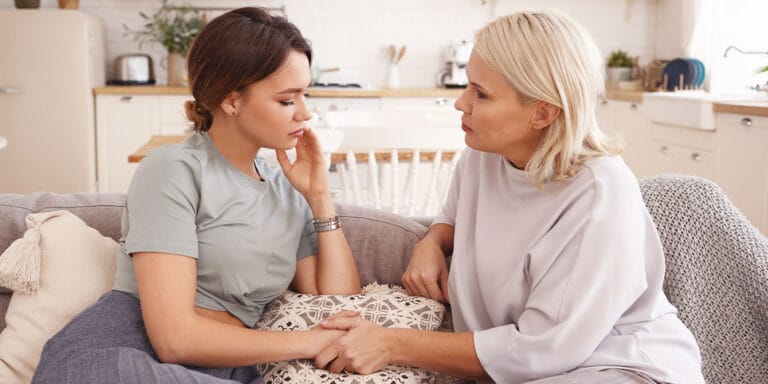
[316, 10, 704, 384]
[34, 7, 360, 383]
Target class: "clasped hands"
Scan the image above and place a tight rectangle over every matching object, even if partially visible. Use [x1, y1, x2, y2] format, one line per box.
[313, 310, 392, 375]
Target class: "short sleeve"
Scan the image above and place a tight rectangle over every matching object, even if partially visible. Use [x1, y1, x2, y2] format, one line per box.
[124, 147, 201, 258]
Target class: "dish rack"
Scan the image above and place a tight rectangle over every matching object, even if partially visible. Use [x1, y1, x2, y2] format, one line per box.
[646, 58, 706, 92]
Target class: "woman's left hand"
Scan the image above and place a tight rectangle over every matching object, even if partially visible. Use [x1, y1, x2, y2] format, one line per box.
[276, 127, 329, 200]
[315, 310, 393, 375]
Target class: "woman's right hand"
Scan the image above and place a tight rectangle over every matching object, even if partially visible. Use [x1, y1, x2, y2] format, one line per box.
[402, 239, 450, 303]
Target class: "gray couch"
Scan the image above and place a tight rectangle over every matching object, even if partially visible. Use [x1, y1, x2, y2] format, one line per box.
[1, 175, 767, 383]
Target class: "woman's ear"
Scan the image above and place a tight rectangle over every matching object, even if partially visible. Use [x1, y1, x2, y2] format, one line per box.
[531, 102, 561, 130]
[220, 90, 242, 117]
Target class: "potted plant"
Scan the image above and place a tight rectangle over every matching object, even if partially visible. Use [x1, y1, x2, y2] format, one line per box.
[124, 0, 205, 86]
[606, 50, 635, 89]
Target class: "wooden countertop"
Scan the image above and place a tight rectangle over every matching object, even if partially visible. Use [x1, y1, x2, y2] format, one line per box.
[95, 86, 647, 102]
[712, 101, 768, 117]
[94, 86, 463, 98]
[605, 90, 644, 103]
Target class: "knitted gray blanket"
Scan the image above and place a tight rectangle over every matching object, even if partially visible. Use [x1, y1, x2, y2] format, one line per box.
[640, 175, 768, 384]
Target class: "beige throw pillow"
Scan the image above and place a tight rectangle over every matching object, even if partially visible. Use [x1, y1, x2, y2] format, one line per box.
[0, 211, 118, 384]
[255, 283, 463, 384]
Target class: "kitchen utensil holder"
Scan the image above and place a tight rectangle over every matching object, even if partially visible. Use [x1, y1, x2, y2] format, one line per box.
[385, 64, 400, 88]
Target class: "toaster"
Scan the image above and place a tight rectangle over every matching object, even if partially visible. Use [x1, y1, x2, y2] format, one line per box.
[108, 54, 155, 85]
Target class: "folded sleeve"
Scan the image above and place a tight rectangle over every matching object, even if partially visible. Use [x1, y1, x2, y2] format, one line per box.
[474, 174, 650, 382]
[124, 147, 201, 258]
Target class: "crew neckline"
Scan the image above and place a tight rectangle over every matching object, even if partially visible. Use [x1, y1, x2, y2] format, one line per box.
[201, 132, 267, 188]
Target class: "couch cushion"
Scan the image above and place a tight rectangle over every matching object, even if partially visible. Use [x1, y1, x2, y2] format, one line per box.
[0, 192, 124, 295]
[335, 204, 428, 286]
[0, 192, 125, 254]
[0, 211, 118, 383]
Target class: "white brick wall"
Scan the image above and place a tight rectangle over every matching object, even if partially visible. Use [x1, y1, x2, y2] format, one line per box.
[3, 0, 660, 87]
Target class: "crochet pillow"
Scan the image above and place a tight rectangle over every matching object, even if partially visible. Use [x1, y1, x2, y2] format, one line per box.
[255, 283, 458, 384]
[0, 211, 118, 383]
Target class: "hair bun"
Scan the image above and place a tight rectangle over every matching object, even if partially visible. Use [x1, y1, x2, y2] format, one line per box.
[184, 100, 213, 132]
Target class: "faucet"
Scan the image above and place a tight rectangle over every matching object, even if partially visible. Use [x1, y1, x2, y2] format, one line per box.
[723, 45, 768, 57]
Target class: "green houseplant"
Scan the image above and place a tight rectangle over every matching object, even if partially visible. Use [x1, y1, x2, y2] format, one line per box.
[606, 50, 635, 89]
[124, 0, 205, 86]
[607, 50, 635, 68]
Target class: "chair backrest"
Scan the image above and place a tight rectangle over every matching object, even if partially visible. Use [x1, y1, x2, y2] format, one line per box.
[320, 110, 466, 216]
[639, 175, 768, 384]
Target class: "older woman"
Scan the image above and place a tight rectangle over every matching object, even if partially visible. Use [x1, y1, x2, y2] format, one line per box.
[317, 10, 704, 384]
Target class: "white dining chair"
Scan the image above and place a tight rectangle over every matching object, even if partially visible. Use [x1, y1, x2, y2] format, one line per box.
[321, 110, 465, 216]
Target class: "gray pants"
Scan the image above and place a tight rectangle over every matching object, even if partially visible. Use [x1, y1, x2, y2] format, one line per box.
[32, 291, 263, 384]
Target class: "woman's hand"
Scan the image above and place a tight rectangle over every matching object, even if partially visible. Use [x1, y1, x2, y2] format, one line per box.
[306, 327, 347, 358]
[315, 311, 393, 375]
[402, 239, 450, 303]
[276, 127, 329, 200]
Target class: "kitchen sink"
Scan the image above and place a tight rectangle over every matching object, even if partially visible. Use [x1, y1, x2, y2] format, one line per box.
[644, 91, 768, 130]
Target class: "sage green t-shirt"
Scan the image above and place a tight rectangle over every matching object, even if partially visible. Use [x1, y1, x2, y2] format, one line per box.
[113, 132, 318, 328]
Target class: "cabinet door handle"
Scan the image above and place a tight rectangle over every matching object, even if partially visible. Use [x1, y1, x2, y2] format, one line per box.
[660, 145, 670, 155]
[0, 87, 24, 94]
[691, 152, 702, 162]
[435, 97, 448, 106]
[120, 96, 133, 103]
[328, 104, 338, 111]
[740, 117, 753, 127]
[630, 103, 638, 110]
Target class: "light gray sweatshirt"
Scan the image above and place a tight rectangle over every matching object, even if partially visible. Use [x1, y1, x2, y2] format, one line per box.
[435, 149, 704, 384]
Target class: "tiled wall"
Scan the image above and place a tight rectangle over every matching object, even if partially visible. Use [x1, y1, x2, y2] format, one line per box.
[3, 0, 659, 87]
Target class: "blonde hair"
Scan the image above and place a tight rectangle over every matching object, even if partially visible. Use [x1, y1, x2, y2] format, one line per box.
[474, 10, 621, 184]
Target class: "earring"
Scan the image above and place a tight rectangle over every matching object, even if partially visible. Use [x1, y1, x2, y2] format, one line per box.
[231, 111, 237, 117]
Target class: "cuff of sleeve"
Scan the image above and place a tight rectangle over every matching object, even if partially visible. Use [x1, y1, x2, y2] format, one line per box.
[431, 212, 454, 227]
[474, 325, 524, 383]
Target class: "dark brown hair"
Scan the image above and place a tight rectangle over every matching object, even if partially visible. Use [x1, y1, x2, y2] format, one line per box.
[184, 7, 312, 132]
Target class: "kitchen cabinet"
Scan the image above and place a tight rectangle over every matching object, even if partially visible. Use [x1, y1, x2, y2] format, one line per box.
[308, 97, 380, 113]
[715, 113, 768, 233]
[648, 122, 716, 180]
[95, 94, 190, 192]
[598, 99, 652, 178]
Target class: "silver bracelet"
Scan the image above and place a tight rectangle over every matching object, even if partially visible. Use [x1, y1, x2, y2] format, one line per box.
[312, 215, 341, 232]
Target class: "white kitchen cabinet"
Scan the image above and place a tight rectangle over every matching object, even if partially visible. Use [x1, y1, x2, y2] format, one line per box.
[158, 95, 193, 134]
[379, 96, 457, 110]
[307, 97, 380, 114]
[715, 113, 768, 233]
[648, 122, 716, 180]
[96, 93, 191, 192]
[598, 99, 652, 178]
[96, 94, 158, 193]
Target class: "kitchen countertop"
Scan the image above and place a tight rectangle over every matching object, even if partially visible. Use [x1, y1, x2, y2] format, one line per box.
[712, 100, 768, 117]
[93, 86, 648, 102]
[605, 90, 644, 103]
[93, 86, 464, 98]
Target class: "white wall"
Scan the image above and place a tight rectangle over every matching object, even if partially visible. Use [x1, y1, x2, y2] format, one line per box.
[494, 0, 658, 66]
[3, 0, 660, 87]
